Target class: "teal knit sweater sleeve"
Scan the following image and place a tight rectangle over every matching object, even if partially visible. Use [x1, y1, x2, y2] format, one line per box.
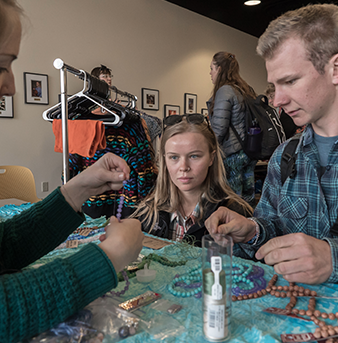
[0, 189, 119, 342]
[0, 187, 85, 270]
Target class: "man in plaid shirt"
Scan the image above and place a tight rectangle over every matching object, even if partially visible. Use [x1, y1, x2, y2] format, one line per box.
[206, 4, 338, 285]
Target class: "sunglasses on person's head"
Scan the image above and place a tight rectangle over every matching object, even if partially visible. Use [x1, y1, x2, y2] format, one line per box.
[163, 113, 209, 129]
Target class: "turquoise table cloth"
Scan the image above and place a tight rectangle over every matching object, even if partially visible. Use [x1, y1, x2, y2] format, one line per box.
[2, 204, 338, 342]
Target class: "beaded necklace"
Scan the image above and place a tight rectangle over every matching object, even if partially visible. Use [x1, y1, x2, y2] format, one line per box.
[111, 253, 189, 297]
[168, 261, 266, 298]
[116, 181, 127, 222]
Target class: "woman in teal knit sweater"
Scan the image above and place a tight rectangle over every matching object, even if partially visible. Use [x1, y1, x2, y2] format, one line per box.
[0, 1, 144, 341]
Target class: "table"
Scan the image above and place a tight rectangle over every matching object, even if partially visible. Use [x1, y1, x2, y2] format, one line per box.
[2, 204, 338, 342]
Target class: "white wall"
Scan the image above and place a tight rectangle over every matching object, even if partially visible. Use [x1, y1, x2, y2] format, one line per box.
[0, 0, 267, 200]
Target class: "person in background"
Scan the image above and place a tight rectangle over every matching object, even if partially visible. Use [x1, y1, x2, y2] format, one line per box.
[0, 1, 143, 341]
[265, 83, 302, 139]
[90, 64, 117, 114]
[207, 52, 257, 207]
[132, 113, 253, 252]
[205, 4, 338, 285]
[91, 64, 112, 86]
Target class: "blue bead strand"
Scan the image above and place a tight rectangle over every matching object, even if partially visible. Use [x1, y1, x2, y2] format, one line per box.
[168, 261, 265, 298]
[117, 181, 127, 222]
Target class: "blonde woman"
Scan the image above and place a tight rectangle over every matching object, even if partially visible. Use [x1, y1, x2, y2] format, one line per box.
[132, 113, 252, 248]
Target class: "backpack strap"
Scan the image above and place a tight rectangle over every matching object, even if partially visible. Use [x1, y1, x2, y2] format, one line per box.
[281, 136, 300, 186]
[229, 122, 245, 151]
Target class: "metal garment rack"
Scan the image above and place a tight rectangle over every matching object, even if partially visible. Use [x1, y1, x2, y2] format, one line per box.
[51, 58, 137, 183]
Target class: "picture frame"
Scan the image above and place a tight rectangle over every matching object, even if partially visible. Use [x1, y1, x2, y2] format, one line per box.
[24, 72, 49, 105]
[142, 88, 159, 110]
[201, 108, 209, 116]
[164, 104, 180, 117]
[0, 96, 14, 118]
[184, 93, 197, 114]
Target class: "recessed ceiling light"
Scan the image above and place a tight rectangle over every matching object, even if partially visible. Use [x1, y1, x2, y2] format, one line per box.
[244, 0, 261, 5]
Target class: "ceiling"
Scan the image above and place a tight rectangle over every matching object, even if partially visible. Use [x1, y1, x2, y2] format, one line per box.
[165, 0, 338, 38]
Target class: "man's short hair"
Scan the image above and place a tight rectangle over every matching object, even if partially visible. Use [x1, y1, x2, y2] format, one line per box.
[257, 4, 338, 74]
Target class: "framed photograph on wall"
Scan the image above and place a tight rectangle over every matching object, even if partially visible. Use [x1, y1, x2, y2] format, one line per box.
[24, 72, 49, 105]
[0, 96, 13, 118]
[201, 108, 209, 116]
[184, 93, 197, 114]
[164, 104, 180, 117]
[142, 88, 159, 110]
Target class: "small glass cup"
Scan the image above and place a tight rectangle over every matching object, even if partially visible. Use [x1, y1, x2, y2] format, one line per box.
[202, 234, 233, 342]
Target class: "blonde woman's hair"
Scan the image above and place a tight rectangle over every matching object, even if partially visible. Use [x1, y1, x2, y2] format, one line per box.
[132, 118, 253, 232]
[257, 4, 338, 74]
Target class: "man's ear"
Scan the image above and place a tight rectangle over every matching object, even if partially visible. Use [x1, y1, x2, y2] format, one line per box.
[331, 54, 338, 85]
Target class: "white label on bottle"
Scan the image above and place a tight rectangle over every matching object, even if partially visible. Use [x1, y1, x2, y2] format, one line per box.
[211, 256, 222, 300]
[207, 303, 226, 339]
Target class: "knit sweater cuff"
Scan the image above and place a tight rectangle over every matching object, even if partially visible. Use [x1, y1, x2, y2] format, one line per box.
[40, 187, 85, 231]
[66, 243, 118, 304]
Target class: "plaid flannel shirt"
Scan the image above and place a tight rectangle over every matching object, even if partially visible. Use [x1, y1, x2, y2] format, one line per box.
[242, 125, 338, 283]
[170, 203, 200, 242]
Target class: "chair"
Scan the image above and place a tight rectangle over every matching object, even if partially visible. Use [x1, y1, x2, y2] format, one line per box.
[0, 165, 41, 203]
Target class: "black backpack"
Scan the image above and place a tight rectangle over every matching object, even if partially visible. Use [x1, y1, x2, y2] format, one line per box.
[230, 94, 286, 160]
[280, 135, 300, 186]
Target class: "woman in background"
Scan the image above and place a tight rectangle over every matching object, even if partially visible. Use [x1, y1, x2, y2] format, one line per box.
[207, 52, 257, 207]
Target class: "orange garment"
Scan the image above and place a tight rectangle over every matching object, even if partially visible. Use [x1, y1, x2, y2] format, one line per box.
[52, 119, 106, 158]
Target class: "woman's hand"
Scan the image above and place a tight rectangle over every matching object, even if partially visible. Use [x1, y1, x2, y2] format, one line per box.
[99, 216, 144, 272]
[61, 153, 129, 212]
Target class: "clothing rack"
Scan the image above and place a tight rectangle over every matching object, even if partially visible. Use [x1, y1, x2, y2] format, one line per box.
[43, 58, 138, 183]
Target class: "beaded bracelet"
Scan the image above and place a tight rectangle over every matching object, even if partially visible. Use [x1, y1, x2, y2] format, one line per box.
[246, 218, 260, 245]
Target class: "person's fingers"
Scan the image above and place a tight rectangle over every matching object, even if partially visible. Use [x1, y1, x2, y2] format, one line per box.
[205, 208, 228, 234]
[255, 234, 298, 260]
[99, 234, 106, 242]
[104, 153, 130, 178]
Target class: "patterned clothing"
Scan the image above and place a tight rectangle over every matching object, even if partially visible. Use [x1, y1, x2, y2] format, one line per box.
[141, 191, 252, 249]
[0, 188, 118, 342]
[242, 125, 338, 283]
[68, 118, 157, 218]
[208, 85, 257, 206]
[170, 203, 200, 241]
[223, 150, 257, 207]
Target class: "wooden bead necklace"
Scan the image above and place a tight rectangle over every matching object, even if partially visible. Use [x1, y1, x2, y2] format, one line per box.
[232, 274, 338, 342]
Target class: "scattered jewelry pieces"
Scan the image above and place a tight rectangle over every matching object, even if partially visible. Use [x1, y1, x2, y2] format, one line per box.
[119, 291, 161, 312]
[117, 313, 139, 339]
[167, 304, 183, 314]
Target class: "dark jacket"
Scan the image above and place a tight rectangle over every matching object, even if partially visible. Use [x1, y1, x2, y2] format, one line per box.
[207, 85, 247, 156]
[141, 195, 251, 247]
